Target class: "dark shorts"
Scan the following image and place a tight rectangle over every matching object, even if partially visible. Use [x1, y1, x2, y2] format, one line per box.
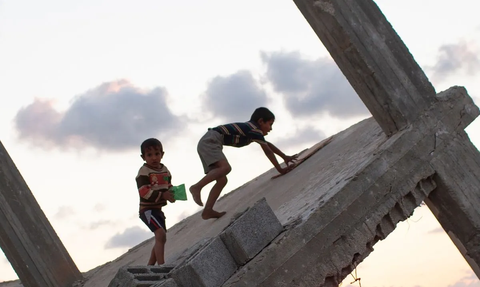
[139, 209, 166, 232]
[197, 130, 226, 174]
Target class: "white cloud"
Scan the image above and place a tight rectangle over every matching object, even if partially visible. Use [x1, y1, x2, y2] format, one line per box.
[201, 70, 269, 122]
[428, 41, 480, 83]
[448, 271, 480, 287]
[104, 226, 151, 249]
[14, 80, 183, 151]
[261, 51, 369, 119]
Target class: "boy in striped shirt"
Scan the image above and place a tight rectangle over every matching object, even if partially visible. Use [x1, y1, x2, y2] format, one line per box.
[190, 107, 297, 220]
[136, 138, 175, 265]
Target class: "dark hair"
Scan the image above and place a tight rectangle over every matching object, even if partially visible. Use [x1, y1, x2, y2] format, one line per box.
[140, 138, 163, 155]
[250, 107, 275, 123]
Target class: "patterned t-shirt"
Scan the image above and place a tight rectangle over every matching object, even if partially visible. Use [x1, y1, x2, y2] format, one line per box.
[211, 121, 266, 147]
[135, 163, 172, 211]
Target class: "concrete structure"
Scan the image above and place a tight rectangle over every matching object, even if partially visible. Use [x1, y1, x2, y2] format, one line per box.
[219, 197, 283, 265]
[108, 265, 174, 287]
[293, 0, 480, 281]
[1, 0, 479, 286]
[104, 0, 480, 285]
[0, 142, 83, 287]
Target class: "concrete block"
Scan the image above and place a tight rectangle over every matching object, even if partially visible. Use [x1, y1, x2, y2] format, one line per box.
[108, 265, 174, 287]
[170, 237, 237, 287]
[220, 197, 283, 265]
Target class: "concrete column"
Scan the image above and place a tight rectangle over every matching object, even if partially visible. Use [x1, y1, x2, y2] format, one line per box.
[293, 0, 436, 136]
[0, 142, 82, 287]
[427, 134, 480, 278]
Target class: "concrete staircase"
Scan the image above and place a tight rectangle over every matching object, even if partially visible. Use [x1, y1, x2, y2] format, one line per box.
[108, 198, 282, 287]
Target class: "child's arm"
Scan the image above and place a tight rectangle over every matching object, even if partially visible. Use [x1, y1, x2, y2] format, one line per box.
[260, 142, 297, 174]
[162, 189, 175, 203]
[267, 142, 298, 165]
[164, 172, 175, 203]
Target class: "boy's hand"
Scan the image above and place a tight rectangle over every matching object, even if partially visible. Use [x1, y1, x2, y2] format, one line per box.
[283, 154, 298, 166]
[277, 164, 295, 175]
[162, 190, 176, 203]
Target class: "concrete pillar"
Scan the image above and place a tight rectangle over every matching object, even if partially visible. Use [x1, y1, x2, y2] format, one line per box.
[0, 142, 82, 287]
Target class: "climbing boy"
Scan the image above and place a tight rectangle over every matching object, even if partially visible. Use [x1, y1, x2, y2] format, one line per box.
[190, 107, 297, 220]
[136, 138, 175, 265]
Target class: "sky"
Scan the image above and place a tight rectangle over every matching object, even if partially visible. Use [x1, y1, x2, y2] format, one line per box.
[0, 0, 480, 286]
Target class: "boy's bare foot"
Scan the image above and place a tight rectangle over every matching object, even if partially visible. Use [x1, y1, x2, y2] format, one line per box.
[201, 209, 226, 220]
[189, 185, 203, 206]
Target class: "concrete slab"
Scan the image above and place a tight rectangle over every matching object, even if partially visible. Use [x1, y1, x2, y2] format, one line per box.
[220, 197, 283, 265]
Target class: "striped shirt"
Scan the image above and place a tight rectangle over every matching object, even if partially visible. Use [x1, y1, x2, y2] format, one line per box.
[211, 121, 266, 147]
[135, 163, 172, 211]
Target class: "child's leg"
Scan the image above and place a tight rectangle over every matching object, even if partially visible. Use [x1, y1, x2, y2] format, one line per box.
[153, 227, 167, 265]
[202, 175, 228, 219]
[140, 209, 167, 265]
[147, 247, 156, 265]
[190, 159, 231, 206]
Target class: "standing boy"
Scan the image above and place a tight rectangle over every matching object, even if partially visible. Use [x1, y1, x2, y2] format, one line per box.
[136, 138, 175, 265]
[190, 107, 297, 220]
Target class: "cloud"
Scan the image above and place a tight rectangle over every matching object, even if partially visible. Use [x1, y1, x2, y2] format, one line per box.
[14, 80, 183, 151]
[54, 206, 75, 220]
[89, 220, 112, 230]
[104, 226, 151, 249]
[261, 51, 368, 119]
[202, 70, 268, 122]
[447, 271, 480, 287]
[428, 41, 480, 82]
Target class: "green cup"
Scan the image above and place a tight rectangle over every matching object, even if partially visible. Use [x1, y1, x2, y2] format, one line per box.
[171, 184, 187, 200]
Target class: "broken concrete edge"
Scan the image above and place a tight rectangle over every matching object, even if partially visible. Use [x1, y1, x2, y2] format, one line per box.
[224, 172, 437, 286]
[222, 148, 439, 286]
[302, 168, 437, 286]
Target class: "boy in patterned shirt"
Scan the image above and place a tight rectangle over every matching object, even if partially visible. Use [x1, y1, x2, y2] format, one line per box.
[136, 138, 175, 265]
[190, 107, 297, 220]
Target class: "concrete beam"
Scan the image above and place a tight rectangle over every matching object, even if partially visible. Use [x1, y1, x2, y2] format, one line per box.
[293, 0, 436, 136]
[427, 135, 480, 278]
[0, 142, 82, 287]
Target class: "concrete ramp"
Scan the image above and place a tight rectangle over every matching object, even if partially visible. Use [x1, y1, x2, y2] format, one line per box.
[79, 116, 438, 286]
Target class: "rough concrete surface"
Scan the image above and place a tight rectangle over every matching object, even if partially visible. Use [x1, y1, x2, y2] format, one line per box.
[0, 115, 439, 286]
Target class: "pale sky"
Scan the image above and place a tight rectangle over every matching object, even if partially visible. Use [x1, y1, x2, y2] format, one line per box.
[1, 0, 480, 286]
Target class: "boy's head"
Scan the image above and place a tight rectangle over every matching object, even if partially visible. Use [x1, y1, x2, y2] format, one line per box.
[250, 107, 275, 136]
[250, 107, 275, 123]
[140, 138, 164, 168]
